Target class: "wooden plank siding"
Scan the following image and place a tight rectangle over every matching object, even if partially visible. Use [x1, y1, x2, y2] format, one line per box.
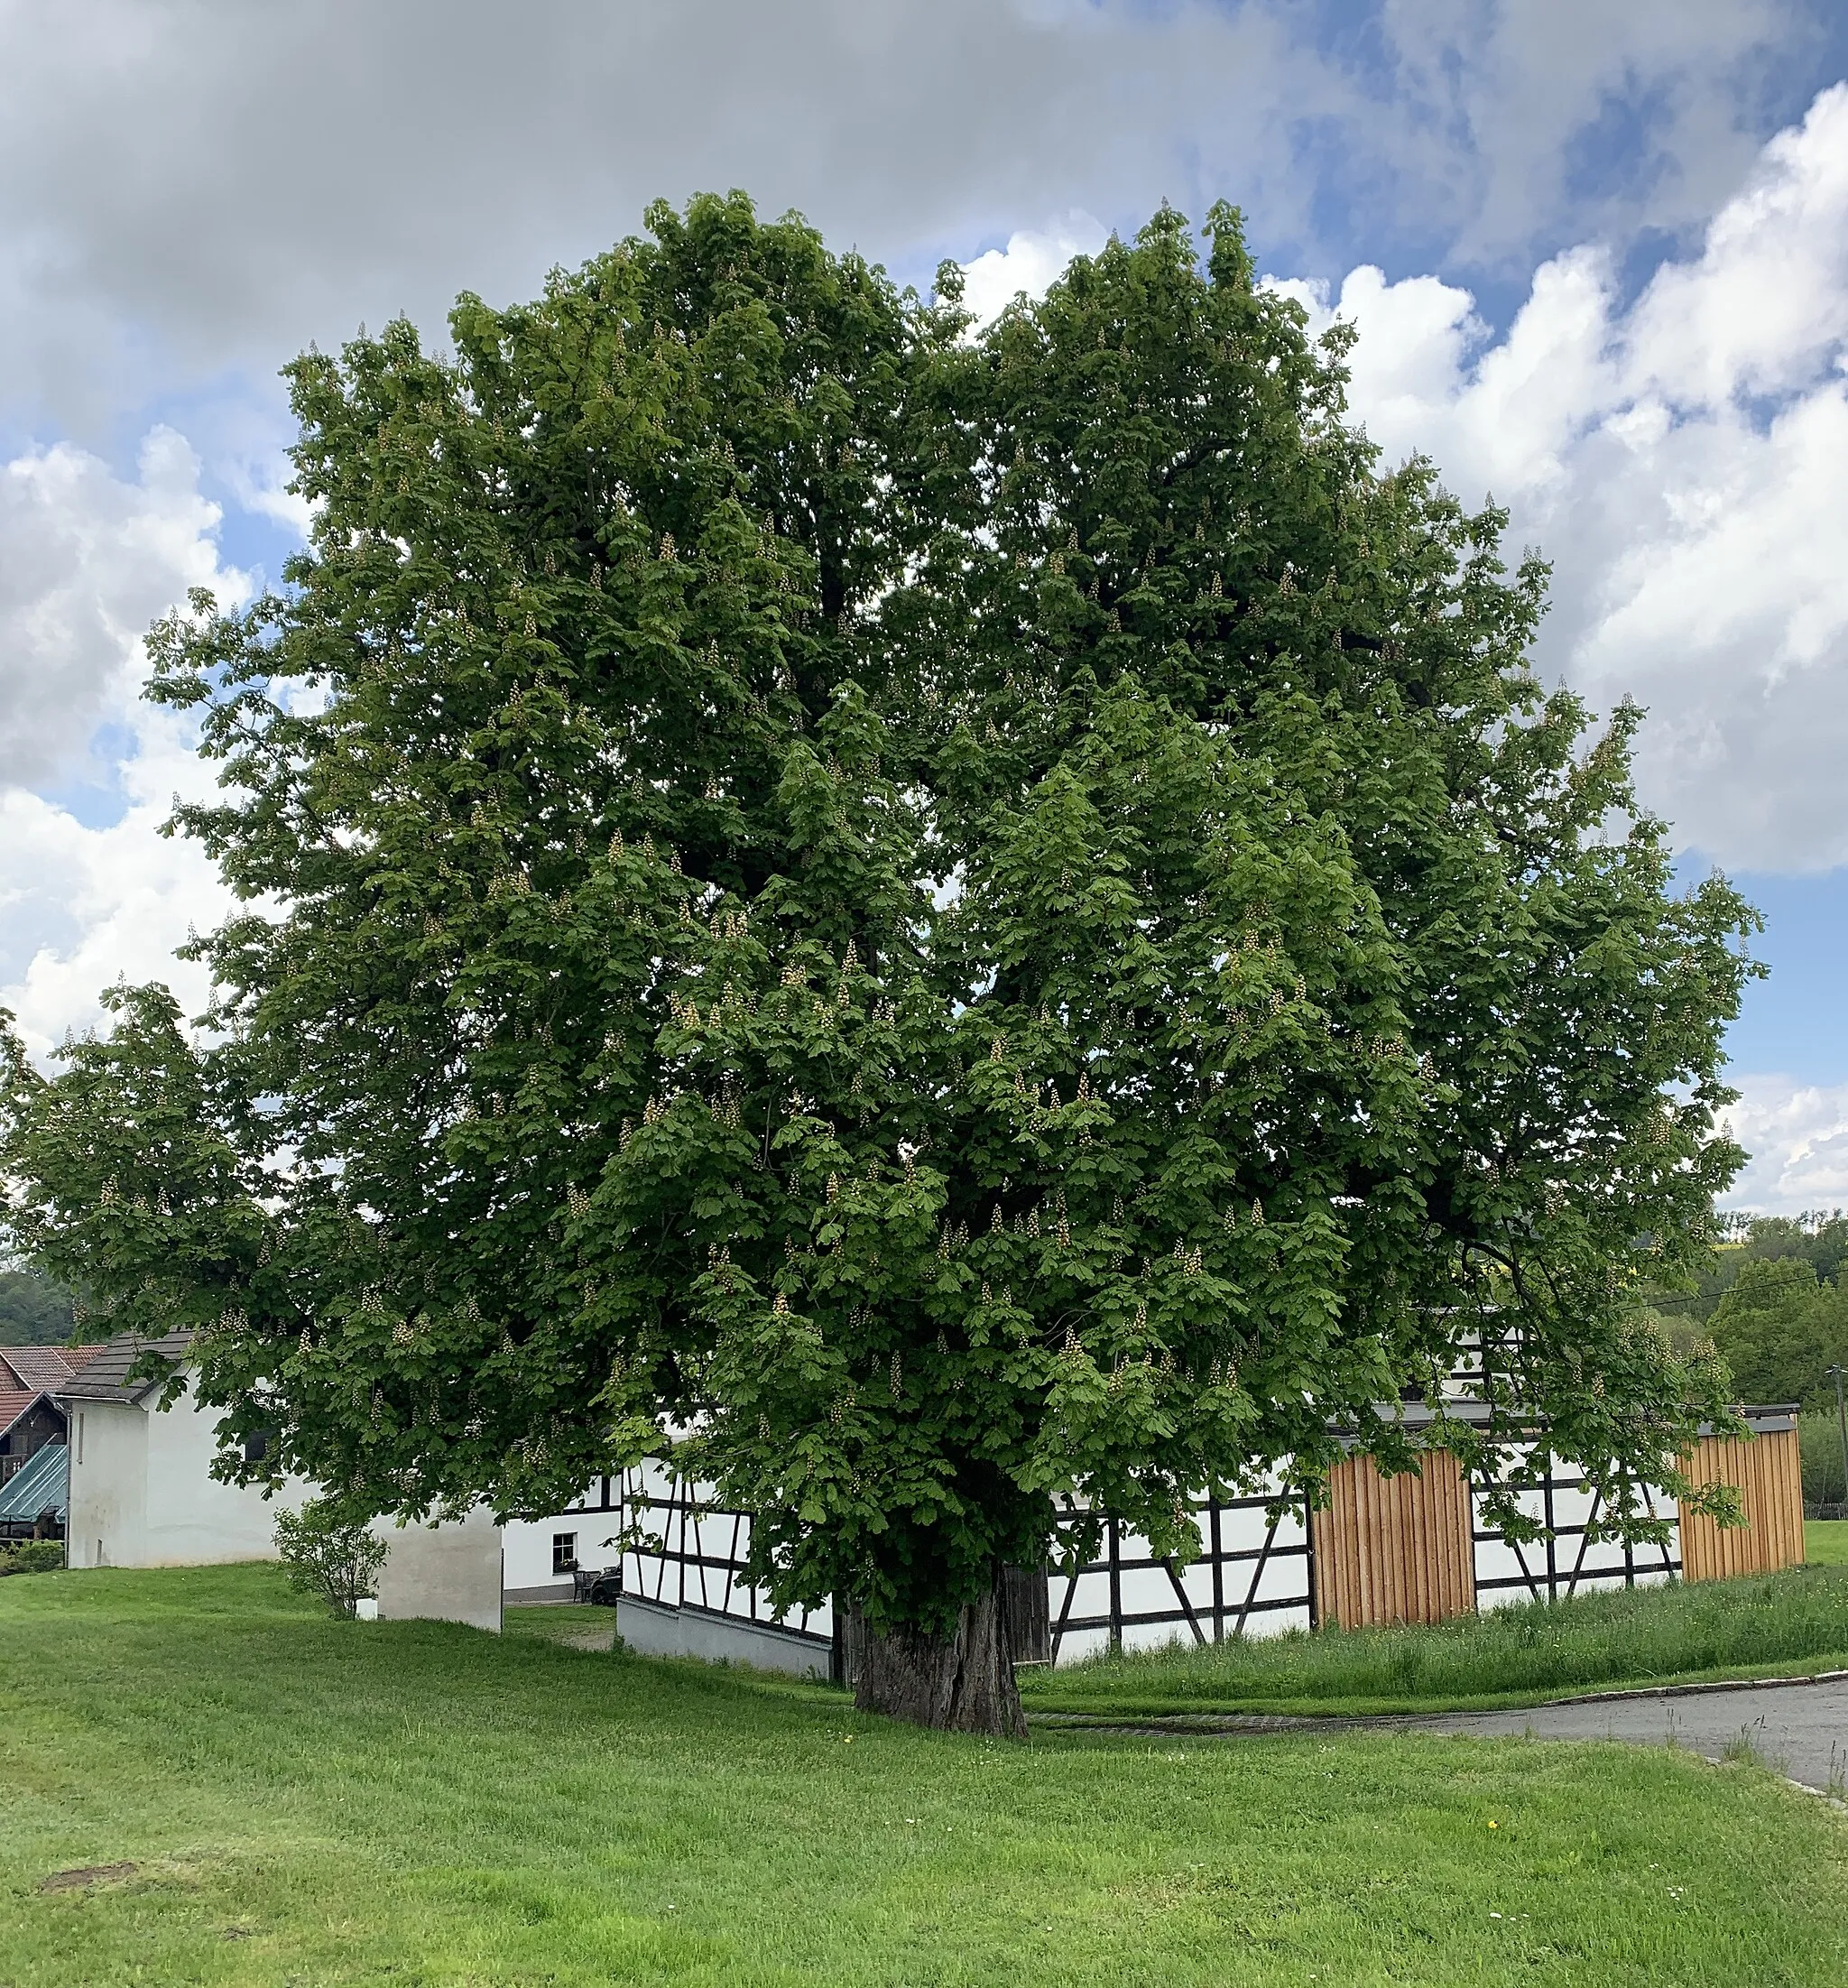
[1677, 1427, 1806, 1582]
[1312, 1449, 1476, 1630]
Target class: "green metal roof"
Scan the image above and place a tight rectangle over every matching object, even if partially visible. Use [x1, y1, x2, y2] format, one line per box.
[0, 1441, 67, 1525]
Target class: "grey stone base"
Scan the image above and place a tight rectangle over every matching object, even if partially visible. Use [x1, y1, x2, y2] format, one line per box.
[374, 1509, 503, 1632]
[617, 1593, 834, 1681]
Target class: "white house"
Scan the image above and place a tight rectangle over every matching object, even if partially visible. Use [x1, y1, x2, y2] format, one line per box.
[502, 1481, 628, 1604]
[60, 1330, 307, 1568]
[608, 1398, 1806, 1680]
[58, 1329, 620, 1628]
[53, 1331, 1806, 1678]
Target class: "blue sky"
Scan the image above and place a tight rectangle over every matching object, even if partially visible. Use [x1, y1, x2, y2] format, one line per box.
[1, 0, 1846, 1207]
[1707, 868, 1848, 1087]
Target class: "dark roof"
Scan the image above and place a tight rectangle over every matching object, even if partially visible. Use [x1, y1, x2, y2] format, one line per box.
[57, 1330, 196, 1405]
[0, 1439, 67, 1525]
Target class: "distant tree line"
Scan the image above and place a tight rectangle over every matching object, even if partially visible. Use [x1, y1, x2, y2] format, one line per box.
[0, 1264, 79, 1346]
[1652, 1214, 1848, 1411]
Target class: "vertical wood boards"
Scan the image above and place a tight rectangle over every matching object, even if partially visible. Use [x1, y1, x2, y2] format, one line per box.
[1676, 1427, 1806, 1582]
[1311, 1449, 1476, 1631]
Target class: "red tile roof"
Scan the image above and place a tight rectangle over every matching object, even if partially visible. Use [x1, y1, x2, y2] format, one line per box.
[0, 1384, 42, 1442]
[0, 1345, 91, 1392]
[0, 1345, 105, 1441]
[3, 1345, 105, 1385]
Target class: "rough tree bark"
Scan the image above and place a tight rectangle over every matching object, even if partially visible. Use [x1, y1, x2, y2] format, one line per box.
[846, 1577, 1029, 1739]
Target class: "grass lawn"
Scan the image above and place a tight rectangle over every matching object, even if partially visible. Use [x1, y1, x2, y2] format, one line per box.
[3, 1566, 1846, 1985]
[1024, 1563, 1848, 1720]
[1806, 1520, 1848, 1566]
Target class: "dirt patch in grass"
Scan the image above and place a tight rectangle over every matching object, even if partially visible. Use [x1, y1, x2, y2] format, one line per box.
[39, 1862, 136, 1893]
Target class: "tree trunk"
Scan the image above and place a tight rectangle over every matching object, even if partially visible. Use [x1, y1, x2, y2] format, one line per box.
[846, 1578, 1029, 1739]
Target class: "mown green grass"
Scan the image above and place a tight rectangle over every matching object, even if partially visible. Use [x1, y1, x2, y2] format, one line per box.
[1022, 1563, 1848, 1719]
[3, 1563, 1845, 1986]
[1806, 1519, 1848, 1566]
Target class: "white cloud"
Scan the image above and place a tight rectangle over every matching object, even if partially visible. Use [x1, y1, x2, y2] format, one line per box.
[0, 427, 239, 787]
[0, 2, 1816, 433]
[1301, 82, 1848, 872]
[958, 212, 1109, 324]
[1380, 0, 1796, 266]
[1722, 1074, 1848, 1216]
[1626, 87, 1848, 407]
[0, 707, 236, 1059]
[0, 428, 247, 1056]
[222, 453, 315, 542]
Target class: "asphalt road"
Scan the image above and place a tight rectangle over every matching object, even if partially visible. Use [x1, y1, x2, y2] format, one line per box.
[1035, 1678, 1848, 1795]
[1402, 1679, 1848, 1795]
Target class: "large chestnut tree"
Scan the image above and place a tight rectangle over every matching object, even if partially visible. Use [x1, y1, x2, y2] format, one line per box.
[1, 195, 1753, 1734]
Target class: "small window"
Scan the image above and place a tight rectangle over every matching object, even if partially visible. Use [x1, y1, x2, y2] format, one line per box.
[243, 1429, 271, 1466]
[552, 1532, 578, 1575]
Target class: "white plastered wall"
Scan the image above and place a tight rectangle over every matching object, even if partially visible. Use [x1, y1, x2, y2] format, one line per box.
[502, 1484, 625, 1601]
[65, 1382, 305, 1569]
[64, 1400, 147, 1568]
[64, 1383, 605, 1613]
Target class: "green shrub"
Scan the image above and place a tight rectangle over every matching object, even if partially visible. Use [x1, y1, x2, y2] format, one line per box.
[0, 1539, 66, 1575]
[273, 1498, 386, 1619]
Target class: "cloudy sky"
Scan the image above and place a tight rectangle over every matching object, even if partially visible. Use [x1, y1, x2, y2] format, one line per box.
[3, 0, 1847, 1210]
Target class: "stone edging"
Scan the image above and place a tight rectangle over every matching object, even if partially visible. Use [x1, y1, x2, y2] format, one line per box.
[1784, 1777, 1848, 1814]
[1030, 1666, 1848, 1732]
[1519, 1666, 1848, 1708]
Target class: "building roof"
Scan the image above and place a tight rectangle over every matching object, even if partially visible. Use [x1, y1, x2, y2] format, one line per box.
[0, 1345, 106, 1392]
[0, 1438, 67, 1525]
[57, 1329, 196, 1405]
[0, 1385, 41, 1444]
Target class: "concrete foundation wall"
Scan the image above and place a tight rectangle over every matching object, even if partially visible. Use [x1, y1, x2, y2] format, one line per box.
[376, 1505, 504, 1632]
[617, 1594, 831, 1680]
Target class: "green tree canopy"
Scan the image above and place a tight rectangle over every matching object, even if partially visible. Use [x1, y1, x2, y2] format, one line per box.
[1737, 1214, 1848, 1285]
[1709, 1256, 1848, 1409]
[0, 194, 1756, 1733]
[1655, 1213, 1848, 1326]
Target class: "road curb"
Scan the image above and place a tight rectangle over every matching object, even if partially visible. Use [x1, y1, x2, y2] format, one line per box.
[1030, 1667, 1848, 1733]
[1515, 1667, 1848, 1708]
